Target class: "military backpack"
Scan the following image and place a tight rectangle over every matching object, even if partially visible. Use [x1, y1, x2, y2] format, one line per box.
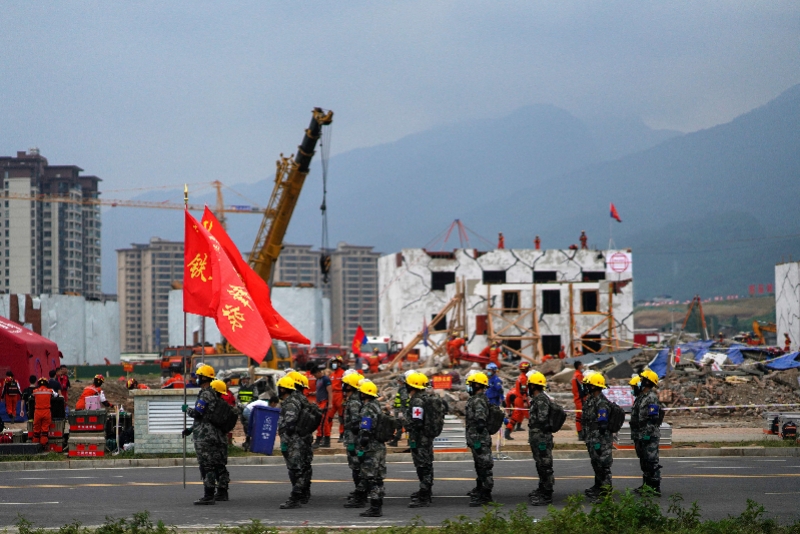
[547, 402, 568, 432]
[207, 399, 239, 433]
[487, 403, 505, 435]
[375, 412, 400, 443]
[421, 394, 448, 438]
[607, 401, 626, 433]
[296, 403, 324, 437]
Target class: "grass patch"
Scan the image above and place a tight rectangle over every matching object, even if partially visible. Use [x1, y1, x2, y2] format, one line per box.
[14, 492, 800, 533]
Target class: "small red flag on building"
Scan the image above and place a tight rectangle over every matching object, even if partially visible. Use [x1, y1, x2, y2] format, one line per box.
[352, 325, 368, 356]
[201, 208, 310, 345]
[610, 203, 622, 223]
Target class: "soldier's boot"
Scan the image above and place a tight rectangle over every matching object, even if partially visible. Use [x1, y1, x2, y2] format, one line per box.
[279, 492, 303, 509]
[577, 430, 585, 442]
[321, 436, 331, 448]
[469, 488, 493, 507]
[343, 491, 368, 508]
[359, 498, 383, 517]
[408, 489, 431, 508]
[590, 485, 613, 504]
[467, 478, 482, 497]
[504, 427, 514, 440]
[214, 488, 229, 502]
[529, 491, 553, 506]
[194, 487, 216, 505]
[337, 434, 344, 443]
[643, 481, 661, 497]
[243, 437, 251, 452]
[300, 488, 311, 504]
[633, 477, 647, 495]
[528, 486, 542, 498]
[584, 485, 601, 498]
[312, 436, 322, 449]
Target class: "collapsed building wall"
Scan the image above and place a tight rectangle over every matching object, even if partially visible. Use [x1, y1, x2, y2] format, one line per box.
[775, 261, 800, 351]
[379, 248, 634, 359]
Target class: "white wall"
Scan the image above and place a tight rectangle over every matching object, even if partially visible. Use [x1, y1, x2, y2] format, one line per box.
[776, 261, 800, 351]
[168, 290, 222, 347]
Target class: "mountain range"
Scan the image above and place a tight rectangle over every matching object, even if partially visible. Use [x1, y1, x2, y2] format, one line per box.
[101, 85, 800, 300]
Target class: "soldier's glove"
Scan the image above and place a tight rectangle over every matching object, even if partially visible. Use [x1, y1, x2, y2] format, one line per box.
[186, 408, 199, 419]
[182, 428, 193, 438]
[181, 404, 188, 413]
[642, 434, 650, 441]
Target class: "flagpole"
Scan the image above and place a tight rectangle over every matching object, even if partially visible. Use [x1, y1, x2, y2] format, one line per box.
[183, 184, 188, 490]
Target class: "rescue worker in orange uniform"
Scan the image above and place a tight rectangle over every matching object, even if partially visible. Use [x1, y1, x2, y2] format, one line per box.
[367, 348, 381, 374]
[2, 371, 22, 419]
[162, 371, 185, 389]
[504, 381, 528, 440]
[32, 378, 58, 446]
[572, 361, 586, 441]
[126, 378, 150, 390]
[327, 356, 346, 442]
[304, 364, 318, 404]
[479, 341, 503, 369]
[76, 375, 114, 410]
[446, 336, 466, 367]
[516, 362, 531, 391]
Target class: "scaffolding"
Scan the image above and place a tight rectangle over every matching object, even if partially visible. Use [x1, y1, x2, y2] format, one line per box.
[486, 284, 544, 363]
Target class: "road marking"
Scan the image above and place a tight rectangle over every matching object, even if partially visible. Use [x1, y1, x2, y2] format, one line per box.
[764, 491, 800, 495]
[384, 495, 468, 499]
[0, 502, 60, 505]
[18, 476, 124, 480]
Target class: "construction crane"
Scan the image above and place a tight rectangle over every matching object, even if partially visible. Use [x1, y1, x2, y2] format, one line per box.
[248, 107, 334, 283]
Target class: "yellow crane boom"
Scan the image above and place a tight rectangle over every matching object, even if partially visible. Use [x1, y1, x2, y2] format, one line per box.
[248, 107, 333, 283]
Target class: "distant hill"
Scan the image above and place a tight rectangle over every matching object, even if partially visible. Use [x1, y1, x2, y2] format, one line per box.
[101, 86, 800, 301]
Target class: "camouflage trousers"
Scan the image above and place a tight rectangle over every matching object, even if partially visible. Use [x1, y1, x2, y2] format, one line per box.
[529, 433, 554, 494]
[634, 438, 661, 484]
[586, 437, 613, 488]
[346, 445, 361, 488]
[410, 436, 434, 492]
[358, 446, 387, 500]
[469, 436, 494, 491]
[282, 435, 313, 496]
[196, 442, 229, 491]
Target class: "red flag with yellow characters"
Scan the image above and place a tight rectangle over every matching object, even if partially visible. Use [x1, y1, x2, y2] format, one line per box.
[185, 210, 273, 362]
[201, 207, 310, 345]
[183, 210, 219, 317]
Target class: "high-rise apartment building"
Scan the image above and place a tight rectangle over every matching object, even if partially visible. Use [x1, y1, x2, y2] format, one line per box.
[0, 149, 101, 298]
[272, 244, 327, 294]
[329, 242, 380, 345]
[117, 237, 184, 352]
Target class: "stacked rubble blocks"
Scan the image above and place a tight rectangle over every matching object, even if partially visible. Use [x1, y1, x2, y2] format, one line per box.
[67, 410, 108, 457]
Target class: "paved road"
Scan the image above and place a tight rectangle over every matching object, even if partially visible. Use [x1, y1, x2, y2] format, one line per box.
[1, 456, 799, 528]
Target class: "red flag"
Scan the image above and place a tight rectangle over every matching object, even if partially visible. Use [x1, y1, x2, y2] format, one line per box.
[352, 325, 368, 356]
[610, 203, 622, 222]
[183, 210, 219, 317]
[200, 207, 310, 345]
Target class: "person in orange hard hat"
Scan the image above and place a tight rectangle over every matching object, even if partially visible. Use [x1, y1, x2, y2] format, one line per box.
[126, 378, 150, 390]
[31, 378, 58, 446]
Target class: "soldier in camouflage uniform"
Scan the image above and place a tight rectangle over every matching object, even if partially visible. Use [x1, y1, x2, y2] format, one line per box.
[405, 371, 436, 507]
[286, 371, 316, 506]
[628, 375, 644, 473]
[389, 372, 412, 446]
[465, 372, 494, 507]
[582, 372, 613, 502]
[342, 371, 366, 508]
[355, 380, 386, 517]
[633, 369, 662, 495]
[526, 371, 555, 506]
[276, 375, 307, 509]
[183, 364, 230, 505]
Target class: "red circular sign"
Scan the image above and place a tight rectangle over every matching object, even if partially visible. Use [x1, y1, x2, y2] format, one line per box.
[608, 252, 630, 273]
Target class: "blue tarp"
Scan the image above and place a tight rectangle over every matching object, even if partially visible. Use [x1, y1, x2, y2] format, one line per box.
[726, 345, 746, 365]
[649, 340, 716, 378]
[765, 352, 800, 370]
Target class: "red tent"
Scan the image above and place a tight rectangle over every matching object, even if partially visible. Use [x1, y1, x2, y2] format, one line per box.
[0, 315, 60, 385]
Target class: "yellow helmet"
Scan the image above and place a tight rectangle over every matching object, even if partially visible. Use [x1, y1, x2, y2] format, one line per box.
[359, 380, 378, 397]
[406, 372, 429, 390]
[629, 375, 642, 387]
[196, 364, 216, 379]
[210, 379, 227, 394]
[277, 375, 296, 390]
[288, 371, 309, 389]
[526, 370, 547, 387]
[586, 373, 607, 389]
[582, 370, 597, 384]
[640, 368, 659, 386]
[343, 372, 365, 388]
[466, 372, 489, 386]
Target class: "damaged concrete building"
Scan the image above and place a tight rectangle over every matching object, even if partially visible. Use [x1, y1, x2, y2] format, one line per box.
[379, 248, 634, 360]
[775, 260, 799, 352]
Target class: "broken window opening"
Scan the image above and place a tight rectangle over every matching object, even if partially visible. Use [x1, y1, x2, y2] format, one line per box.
[542, 289, 561, 314]
[581, 290, 599, 313]
[533, 271, 558, 283]
[500, 338, 521, 352]
[483, 270, 506, 284]
[431, 271, 456, 291]
[431, 314, 447, 332]
[502, 290, 520, 313]
[581, 335, 602, 353]
[582, 271, 605, 282]
[542, 335, 561, 357]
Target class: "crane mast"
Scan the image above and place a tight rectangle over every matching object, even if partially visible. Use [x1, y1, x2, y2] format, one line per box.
[248, 107, 333, 283]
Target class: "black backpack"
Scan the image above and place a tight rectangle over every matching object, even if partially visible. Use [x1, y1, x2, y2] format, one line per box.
[296, 403, 324, 437]
[375, 412, 399, 443]
[608, 402, 626, 434]
[207, 399, 239, 433]
[487, 404, 505, 435]
[548, 402, 567, 433]
[422, 395, 448, 438]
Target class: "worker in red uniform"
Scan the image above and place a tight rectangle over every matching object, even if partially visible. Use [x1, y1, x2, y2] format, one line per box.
[479, 341, 503, 368]
[579, 230, 588, 250]
[572, 361, 585, 441]
[504, 382, 527, 440]
[446, 335, 466, 367]
[75, 375, 114, 410]
[558, 345, 567, 359]
[367, 348, 382, 374]
[162, 371, 185, 389]
[327, 356, 346, 442]
[534, 236, 541, 250]
[2, 371, 22, 419]
[32, 377, 58, 446]
[785, 333, 792, 352]
[126, 378, 150, 390]
[304, 364, 318, 404]
[516, 362, 531, 391]
[498, 233, 505, 249]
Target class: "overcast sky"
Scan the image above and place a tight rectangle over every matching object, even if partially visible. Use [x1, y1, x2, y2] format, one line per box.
[1, 1, 798, 195]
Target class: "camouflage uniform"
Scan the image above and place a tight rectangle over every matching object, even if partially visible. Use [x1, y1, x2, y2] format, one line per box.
[527, 392, 554, 496]
[392, 383, 409, 443]
[188, 388, 230, 493]
[278, 391, 309, 500]
[632, 390, 661, 488]
[343, 393, 363, 489]
[294, 390, 315, 493]
[583, 393, 613, 490]
[357, 398, 387, 502]
[465, 392, 494, 492]
[406, 389, 435, 494]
